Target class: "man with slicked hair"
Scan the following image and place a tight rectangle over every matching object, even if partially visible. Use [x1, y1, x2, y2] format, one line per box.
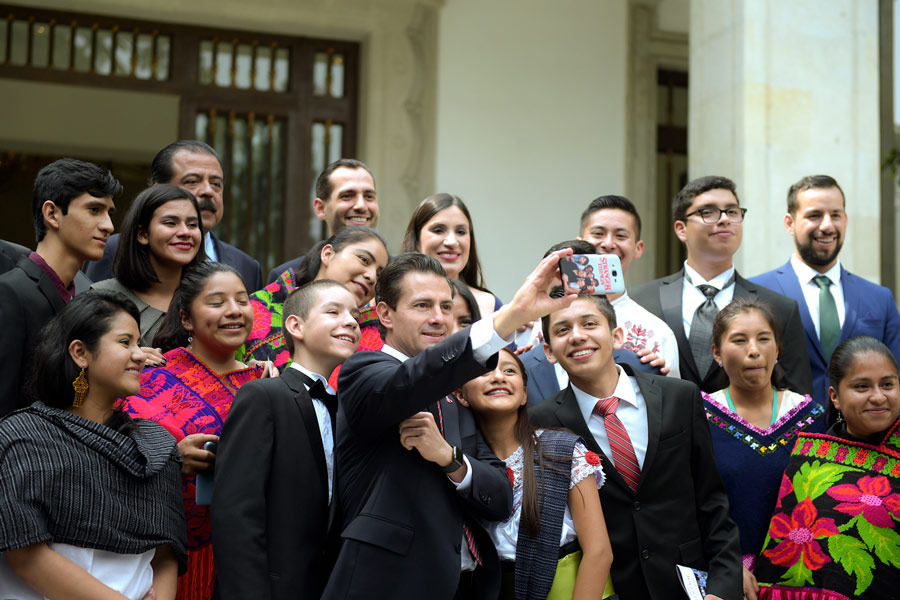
[751, 174, 900, 407]
[84, 140, 262, 291]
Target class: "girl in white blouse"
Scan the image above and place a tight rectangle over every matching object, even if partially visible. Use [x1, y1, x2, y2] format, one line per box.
[456, 347, 614, 600]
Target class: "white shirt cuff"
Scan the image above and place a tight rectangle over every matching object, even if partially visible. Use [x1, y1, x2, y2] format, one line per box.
[470, 317, 515, 365]
[449, 454, 473, 490]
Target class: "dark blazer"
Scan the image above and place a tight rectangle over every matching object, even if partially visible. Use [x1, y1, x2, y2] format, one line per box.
[83, 232, 263, 293]
[521, 344, 661, 406]
[630, 270, 812, 395]
[0, 256, 70, 416]
[212, 368, 336, 600]
[323, 329, 514, 600]
[0, 241, 92, 293]
[751, 261, 900, 407]
[267, 255, 305, 285]
[529, 368, 742, 600]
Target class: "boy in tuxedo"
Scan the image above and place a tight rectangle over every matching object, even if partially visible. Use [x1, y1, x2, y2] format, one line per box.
[529, 292, 741, 600]
[212, 279, 361, 599]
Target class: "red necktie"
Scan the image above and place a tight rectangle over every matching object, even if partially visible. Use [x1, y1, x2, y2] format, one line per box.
[594, 396, 641, 493]
[436, 400, 483, 567]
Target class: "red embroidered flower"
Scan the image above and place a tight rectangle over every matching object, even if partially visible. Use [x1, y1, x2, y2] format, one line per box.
[854, 449, 870, 466]
[506, 466, 515, 486]
[585, 451, 601, 466]
[827, 475, 900, 528]
[815, 441, 831, 457]
[776, 473, 794, 509]
[247, 300, 272, 342]
[763, 497, 838, 570]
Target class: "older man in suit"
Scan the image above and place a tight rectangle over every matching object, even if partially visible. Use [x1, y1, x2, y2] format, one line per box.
[323, 251, 572, 600]
[0, 159, 121, 416]
[84, 140, 262, 291]
[530, 293, 741, 600]
[630, 175, 811, 395]
[751, 175, 900, 407]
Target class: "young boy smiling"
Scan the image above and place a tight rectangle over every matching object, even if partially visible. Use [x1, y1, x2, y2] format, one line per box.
[212, 279, 361, 599]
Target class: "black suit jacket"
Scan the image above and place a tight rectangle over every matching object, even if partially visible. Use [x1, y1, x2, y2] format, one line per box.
[629, 270, 812, 395]
[529, 369, 742, 600]
[323, 329, 514, 600]
[83, 232, 263, 293]
[212, 368, 336, 600]
[267, 255, 305, 285]
[0, 256, 73, 416]
[0, 241, 92, 293]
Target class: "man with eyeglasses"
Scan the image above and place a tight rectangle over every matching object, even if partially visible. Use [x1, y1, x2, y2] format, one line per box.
[631, 175, 812, 394]
[750, 175, 900, 408]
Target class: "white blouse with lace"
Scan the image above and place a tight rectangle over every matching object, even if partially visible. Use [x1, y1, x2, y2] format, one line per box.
[486, 430, 605, 561]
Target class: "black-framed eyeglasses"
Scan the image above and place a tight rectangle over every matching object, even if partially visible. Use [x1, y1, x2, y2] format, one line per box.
[684, 206, 747, 224]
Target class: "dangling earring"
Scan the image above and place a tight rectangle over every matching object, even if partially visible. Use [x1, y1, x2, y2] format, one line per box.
[72, 368, 88, 408]
[835, 411, 844, 424]
[187, 335, 193, 350]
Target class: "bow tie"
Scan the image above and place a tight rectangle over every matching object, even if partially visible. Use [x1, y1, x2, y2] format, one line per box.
[296, 371, 338, 415]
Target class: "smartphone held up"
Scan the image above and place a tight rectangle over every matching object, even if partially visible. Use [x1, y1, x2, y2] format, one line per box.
[558, 254, 625, 296]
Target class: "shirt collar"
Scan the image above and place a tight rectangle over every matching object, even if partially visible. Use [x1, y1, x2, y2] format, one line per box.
[28, 251, 75, 303]
[203, 233, 217, 262]
[790, 253, 842, 285]
[289, 362, 335, 395]
[610, 291, 629, 307]
[571, 364, 638, 421]
[683, 261, 735, 289]
[381, 344, 410, 363]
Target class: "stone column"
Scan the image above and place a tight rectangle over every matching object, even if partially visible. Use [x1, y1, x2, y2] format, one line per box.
[689, 0, 884, 282]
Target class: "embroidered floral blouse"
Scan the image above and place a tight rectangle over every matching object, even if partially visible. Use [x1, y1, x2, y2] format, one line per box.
[486, 430, 605, 560]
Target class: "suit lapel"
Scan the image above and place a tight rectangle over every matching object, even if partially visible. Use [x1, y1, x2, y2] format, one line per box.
[283, 369, 329, 491]
[838, 267, 859, 347]
[660, 270, 697, 381]
[19, 256, 66, 313]
[778, 261, 825, 362]
[634, 373, 661, 489]
[552, 386, 600, 454]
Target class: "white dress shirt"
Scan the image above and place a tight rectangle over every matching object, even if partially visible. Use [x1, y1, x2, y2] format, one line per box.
[682, 262, 736, 338]
[289, 362, 335, 502]
[381, 316, 514, 571]
[571, 365, 649, 469]
[612, 292, 681, 378]
[790, 254, 846, 335]
[203, 232, 218, 261]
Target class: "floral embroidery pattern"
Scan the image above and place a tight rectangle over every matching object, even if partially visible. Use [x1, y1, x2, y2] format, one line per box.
[757, 431, 900, 596]
[764, 498, 838, 570]
[620, 321, 659, 355]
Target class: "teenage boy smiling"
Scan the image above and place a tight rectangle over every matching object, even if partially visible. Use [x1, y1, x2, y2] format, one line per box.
[212, 279, 361, 599]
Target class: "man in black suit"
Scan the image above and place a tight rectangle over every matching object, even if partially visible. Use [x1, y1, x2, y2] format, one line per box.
[213, 280, 361, 599]
[84, 140, 262, 291]
[323, 251, 573, 600]
[266, 158, 379, 283]
[0, 158, 121, 416]
[530, 293, 741, 600]
[630, 175, 811, 394]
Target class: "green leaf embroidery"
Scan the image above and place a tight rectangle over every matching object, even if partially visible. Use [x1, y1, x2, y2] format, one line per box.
[792, 461, 860, 502]
[780, 558, 814, 588]
[828, 534, 875, 595]
[857, 519, 900, 568]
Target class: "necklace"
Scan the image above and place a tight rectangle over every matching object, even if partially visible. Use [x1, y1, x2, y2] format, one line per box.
[725, 386, 778, 427]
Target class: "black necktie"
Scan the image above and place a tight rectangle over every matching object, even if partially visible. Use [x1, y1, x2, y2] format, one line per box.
[296, 372, 338, 417]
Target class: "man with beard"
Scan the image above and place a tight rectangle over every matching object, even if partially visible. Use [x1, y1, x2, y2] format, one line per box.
[84, 140, 262, 291]
[752, 174, 900, 407]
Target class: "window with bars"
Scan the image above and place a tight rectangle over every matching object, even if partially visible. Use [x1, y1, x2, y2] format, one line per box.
[0, 4, 359, 276]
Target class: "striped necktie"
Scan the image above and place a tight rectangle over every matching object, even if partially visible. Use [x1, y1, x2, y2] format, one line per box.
[594, 396, 640, 493]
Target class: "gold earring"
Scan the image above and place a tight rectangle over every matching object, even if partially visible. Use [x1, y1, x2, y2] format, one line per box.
[72, 368, 88, 408]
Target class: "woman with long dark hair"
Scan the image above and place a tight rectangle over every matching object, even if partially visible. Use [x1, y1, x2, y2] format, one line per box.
[0, 290, 186, 600]
[125, 262, 267, 600]
[754, 336, 900, 599]
[402, 194, 501, 319]
[702, 298, 825, 600]
[243, 225, 388, 385]
[92, 184, 205, 348]
[456, 347, 613, 599]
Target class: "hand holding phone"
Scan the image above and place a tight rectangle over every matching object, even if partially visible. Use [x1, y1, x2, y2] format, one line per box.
[558, 254, 625, 295]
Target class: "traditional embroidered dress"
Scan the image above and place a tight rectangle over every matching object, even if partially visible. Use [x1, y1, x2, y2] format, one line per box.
[125, 347, 261, 600]
[488, 429, 609, 599]
[754, 417, 900, 599]
[703, 390, 825, 570]
[241, 267, 383, 388]
[0, 402, 187, 600]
